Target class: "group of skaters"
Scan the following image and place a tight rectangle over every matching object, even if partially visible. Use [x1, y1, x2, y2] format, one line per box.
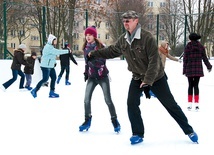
[1, 10, 213, 145]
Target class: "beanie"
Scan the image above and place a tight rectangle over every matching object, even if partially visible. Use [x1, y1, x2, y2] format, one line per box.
[48, 34, 57, 44]
[31, 52, 37, 56]
[189, 33, 201, 41]
[85, 26, 97, 38]
[19, 44, 27, 49]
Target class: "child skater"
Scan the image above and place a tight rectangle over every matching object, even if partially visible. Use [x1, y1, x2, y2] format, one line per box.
[24, 51, 37, 90]
[56, 42, 78, 85]
[79, 26, 121, 133]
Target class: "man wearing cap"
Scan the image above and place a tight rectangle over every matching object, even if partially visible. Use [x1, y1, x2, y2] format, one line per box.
[1, 44, 29, 91]
[88, 10, 198, 144]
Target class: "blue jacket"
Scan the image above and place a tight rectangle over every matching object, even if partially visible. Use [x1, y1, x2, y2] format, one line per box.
[40, 35, 69, 68]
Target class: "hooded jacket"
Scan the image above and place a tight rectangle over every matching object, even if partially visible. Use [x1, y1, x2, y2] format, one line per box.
[40, 34, 69, 68]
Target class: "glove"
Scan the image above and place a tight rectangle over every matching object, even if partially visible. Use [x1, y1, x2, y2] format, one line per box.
[84, 73, 88, 82]
[142, 84, 151, 99]
[54, 63, 57, 67]
[208, 68, 212, 72]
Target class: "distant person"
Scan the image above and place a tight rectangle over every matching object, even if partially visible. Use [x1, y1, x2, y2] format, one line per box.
[159, 41, 181, 68]
[183, 33, 212, 111]
[24, 51, 37, 90]
[57, 42, 78, 85]
[30, 34, 71, 98]
[0, 44, 29, 91]
[88, 10, 198, 144]
[79, 26, 121, 133]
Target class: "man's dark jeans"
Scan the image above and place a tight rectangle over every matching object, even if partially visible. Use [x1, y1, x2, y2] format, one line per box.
[127, 75, 194, 137]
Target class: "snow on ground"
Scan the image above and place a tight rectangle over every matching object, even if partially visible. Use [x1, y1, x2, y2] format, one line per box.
[0, 57, 213, 155]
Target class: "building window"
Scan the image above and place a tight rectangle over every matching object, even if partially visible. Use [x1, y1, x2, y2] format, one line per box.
[147, 13, 153, 19]
[19, 30, 25, 37]
[73, 44, 79, 51]
[159, 24, 165, 30]
[96, 0, 101, 4]
[148, 1, 153, 7]
[105, 22, 110, 28]
[73, 33, 79, 39]
[11, 43, 15, 48]
[73, 21, 79, 27]
[160, 2, 166, 7]
[105, 34, 110, 40]
[11, 30, 16, 37]
[159, 35, 165, 40]
[147, 23, 153, 30]
[31, 35, 40, 41]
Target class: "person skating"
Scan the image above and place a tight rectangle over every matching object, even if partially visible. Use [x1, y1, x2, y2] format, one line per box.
[79, 26, 120, 133]
[30, 34, 71, 98]
[0, 44, 29, 91]
[56, 42, 78, 85]
[88, 10, 198, 144]
[183, 33, 212, 111]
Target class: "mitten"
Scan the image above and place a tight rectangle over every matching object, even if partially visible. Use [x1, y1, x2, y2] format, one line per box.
[178, 59, 182, 63]
[84, 73, 88, 82]
[142, 84, 151, 99]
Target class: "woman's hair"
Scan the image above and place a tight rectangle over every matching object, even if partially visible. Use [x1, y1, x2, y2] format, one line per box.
[82, 38, 104, 50]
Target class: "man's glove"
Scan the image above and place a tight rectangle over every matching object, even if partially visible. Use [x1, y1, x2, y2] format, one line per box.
[84, 73, 88, 82]
[142, 84, 151, 99]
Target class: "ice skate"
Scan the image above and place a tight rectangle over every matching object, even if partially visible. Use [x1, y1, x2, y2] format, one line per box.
[79, 116, 92, 132]
[49, 90, 59, 98]
[111, 118, 121, 133]
[188, 132, 198, 143]
[130, 135, 143, 145]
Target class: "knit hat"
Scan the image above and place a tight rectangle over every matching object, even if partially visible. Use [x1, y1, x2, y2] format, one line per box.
[31, 51, 37, 56]
[18, 44, 27, 49]
[47, 34, 57, 44]
[121, 10, 139, 19]
[85, 26, 97, 38]
[189, 33, 201, 41]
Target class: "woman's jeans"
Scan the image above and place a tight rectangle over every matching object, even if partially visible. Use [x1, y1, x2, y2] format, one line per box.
[3, 69, 25, 89]
[84, 77, 117, 119]
[127, 76, 194, 137]
[35, 67, 56, 92]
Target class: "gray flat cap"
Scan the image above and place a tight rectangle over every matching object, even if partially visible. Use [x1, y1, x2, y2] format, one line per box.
[121, 10, 139, 19]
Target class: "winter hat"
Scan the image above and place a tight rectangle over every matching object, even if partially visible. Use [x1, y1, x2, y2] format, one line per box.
[18, 44, 27, 49]
[121, 10, 139, 19]
[31, 51, 37, 56]
[64, 42, 69, 48]
[189, 33, 201, 41]
[47, 34, 57, 44]
[85, 26, 97, 38]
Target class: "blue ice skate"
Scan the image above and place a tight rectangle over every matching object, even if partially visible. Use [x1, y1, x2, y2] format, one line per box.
[79, 116, 92, 132]
[31, 88, 37, 98]
[130, 135, 143, 145]
[49, 90, 59, 98]
[65, 80, 71, 85]
[111, 118, 121, 133]
[188, 132, 198, 143]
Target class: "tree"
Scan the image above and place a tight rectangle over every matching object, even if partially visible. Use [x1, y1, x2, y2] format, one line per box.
[182, 0, 214, 45]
